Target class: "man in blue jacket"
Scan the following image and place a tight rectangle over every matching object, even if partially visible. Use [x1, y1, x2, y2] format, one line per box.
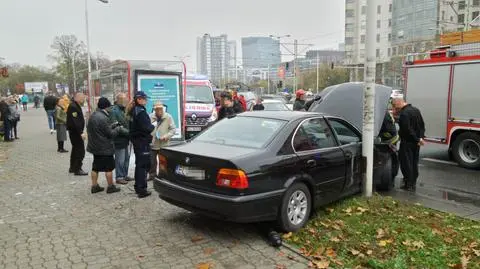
[128, 91, 155, 198]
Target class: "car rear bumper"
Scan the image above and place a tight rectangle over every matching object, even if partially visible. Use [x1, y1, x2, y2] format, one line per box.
[154, 178, 284, 223]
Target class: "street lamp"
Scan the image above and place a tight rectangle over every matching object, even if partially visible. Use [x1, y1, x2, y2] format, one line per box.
[84, 0, 108, 98]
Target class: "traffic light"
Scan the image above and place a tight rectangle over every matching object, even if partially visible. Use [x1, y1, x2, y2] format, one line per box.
[285, 62, 289, 70]
[277, 81, 283, 89]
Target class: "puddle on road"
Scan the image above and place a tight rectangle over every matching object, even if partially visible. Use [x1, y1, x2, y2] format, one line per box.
[418, 183, 480, 208]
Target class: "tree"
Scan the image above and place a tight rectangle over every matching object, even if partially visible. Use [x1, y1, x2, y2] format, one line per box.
[0, 64, 57, 96]
[49, 35, 87, 93]
[300, 64, 350, 92]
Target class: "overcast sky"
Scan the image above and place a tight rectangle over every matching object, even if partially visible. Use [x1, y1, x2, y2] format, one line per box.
[0, 0, 345, 69]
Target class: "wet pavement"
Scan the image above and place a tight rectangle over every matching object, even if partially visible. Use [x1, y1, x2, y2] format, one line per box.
[388, 143, 480, 221]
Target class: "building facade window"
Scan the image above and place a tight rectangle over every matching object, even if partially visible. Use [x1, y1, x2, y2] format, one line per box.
[389, 19, 392, 27]
[392, 47, 397, 56]
[388, 48, 391, 57]
[377, 34, 380, 42]
[389, 3, 392, 12]
[377, 5, 381, 14]
[376, 49, 380, 58]
[459, 1, 466, 10]
[361, 35, 366, 44]
[458, 14, 465, 24]
[346, 9, 355, 17]
[377, 20, 381, 28]
[473, 11, 480, 20]
[388, 33, 392, 41]
[474, 0, 480, 6]
[361, 6, 366, 15]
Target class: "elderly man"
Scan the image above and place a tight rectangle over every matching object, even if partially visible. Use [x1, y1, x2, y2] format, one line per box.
[391, 97, 426, 192]
[110, 93, 132, 185]
[149, 102, 176, 181]
[87, 97, 127, 194]
[67, 92, 87, 176]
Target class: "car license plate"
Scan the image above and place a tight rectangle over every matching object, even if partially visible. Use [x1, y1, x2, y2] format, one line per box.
[175, 165, 205, 180]
[187, 127, 202, 132]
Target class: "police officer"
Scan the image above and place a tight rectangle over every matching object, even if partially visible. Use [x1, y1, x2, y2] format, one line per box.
[67, 92, 88, 176]
[128, 91, 155, 198]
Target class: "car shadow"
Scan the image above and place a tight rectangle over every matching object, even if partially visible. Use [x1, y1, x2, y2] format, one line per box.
[164, 211, 279, 246]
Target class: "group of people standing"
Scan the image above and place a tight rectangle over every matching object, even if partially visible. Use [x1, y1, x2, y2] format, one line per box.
[65, 91, 176, 198]
[0, 95, 21, 142]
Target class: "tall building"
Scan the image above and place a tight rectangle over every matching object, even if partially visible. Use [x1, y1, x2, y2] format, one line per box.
[241, 37, 281, 69]
[196, 34, 232, 85]
[344, 0, 393, 65]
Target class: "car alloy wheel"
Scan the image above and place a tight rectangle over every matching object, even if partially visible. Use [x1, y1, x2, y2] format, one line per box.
[278, 182, 311, 232]
[287, 190, 308, 225]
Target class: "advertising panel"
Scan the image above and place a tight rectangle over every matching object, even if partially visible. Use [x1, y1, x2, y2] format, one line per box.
[24, 82, 48, 94]
[136, 72, 183, 140]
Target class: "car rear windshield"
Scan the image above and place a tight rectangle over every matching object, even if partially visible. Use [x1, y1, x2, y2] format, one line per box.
[263, 102, 288, 111]
[194, 116, 287, 149]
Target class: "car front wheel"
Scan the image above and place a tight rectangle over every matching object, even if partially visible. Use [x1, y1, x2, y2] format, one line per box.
[278, 183, 311, 232]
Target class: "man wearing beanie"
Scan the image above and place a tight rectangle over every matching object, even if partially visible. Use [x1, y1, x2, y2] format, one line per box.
[86, 97, 128, 194]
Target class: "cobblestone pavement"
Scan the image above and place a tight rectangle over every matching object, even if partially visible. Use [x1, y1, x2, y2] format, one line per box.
[0, 109, 307, 269]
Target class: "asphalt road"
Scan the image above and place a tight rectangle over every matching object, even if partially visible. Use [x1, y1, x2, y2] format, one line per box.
[409, 143, 480, 208]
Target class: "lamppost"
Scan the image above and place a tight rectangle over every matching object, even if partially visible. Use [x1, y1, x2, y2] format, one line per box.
[84, 0, 108, 98]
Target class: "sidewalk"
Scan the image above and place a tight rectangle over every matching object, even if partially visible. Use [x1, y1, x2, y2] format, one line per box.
[0, 109, 305, 269]
[388, 178, 480, 221]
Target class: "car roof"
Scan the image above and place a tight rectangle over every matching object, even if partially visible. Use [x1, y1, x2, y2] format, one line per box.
[239, 111, 327, 121]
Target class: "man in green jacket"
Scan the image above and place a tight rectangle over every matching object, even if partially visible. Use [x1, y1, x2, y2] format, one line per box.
[109, 93, 132, 185]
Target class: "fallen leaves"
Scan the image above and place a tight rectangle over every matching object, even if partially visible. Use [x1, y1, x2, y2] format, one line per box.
[330, 237, 341, 243]
[377, 239, 393, 247]
[282, 232, 293, 239]
[191, 235, 204, 243]
[376, 228, 386, 239]
[412, 241, 425, 249]
[203, 248, 215, 255]
[196, 262, 213, 269]
[407, 215, 416, 220]
[350, 249, 360, 256]
[325, 247, 337, 258]
[356, 207, 368, 213]
[312, 260, 330, 269]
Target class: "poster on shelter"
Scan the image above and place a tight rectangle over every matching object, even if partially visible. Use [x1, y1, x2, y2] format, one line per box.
[137, 74, 182, 139]
[24, 82, 48, 94]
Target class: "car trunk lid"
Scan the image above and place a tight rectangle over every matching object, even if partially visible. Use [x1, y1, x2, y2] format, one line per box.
[159, 142, 257, 195]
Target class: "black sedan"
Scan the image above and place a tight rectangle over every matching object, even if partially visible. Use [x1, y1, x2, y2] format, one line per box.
[154, 110, 395, 232]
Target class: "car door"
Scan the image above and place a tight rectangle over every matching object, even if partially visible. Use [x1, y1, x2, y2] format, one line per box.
[326, 117, 363, 194]
[292, 117, 346, 203]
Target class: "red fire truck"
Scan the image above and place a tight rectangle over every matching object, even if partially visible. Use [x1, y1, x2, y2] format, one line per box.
[403, 43, 480, 169]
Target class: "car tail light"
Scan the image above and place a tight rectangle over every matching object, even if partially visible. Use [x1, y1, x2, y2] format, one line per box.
[216, 169, 248, 189]
[159, 155, 167, 171]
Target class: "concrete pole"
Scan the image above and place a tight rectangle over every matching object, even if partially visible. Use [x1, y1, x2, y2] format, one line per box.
[267, 64, 270, 94]
[85, 0, 93, 97]
[465, 0, 471, 31]
[72, 55, 77, 92]
[362, 0, 377, 198]
[294, 39, 298, 91]
[316, 53, 320, 93]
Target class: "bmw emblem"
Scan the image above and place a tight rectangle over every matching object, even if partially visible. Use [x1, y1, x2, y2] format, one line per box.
[185, 157, 190, 164]
[191, 114, 197, 121]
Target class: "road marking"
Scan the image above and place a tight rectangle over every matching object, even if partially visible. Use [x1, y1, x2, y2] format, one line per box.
[422, 158, 458, 166]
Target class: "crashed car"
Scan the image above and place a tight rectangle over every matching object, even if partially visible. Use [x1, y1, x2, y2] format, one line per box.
[308, 82, 399, 190]
[153, 82, 398, 232]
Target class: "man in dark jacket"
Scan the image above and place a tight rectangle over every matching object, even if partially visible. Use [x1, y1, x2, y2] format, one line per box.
[67, 92, 87, 176]
[0, 97, 13, 142]
[218, 91, 244, 121]
[110, 93, 131, 185]
[87, 97, 127, 194]
[392, 97, 426, 192]
[129, 91, 155, 198]
[43, 93, 58, 134]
